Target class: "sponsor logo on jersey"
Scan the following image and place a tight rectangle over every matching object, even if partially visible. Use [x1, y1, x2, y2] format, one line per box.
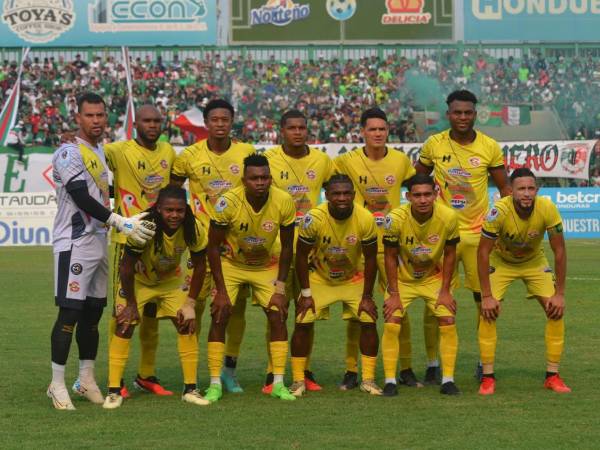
[486, 207, 499, 222]
[145, 174, 164, 185]
[365, 187, 388, 195]
[288, 184, 310, 194]
[69, 281, 80, 293]
[373, 211, 386, 226]
[243, 236, 266, 245]
[451, 194, 467, 209]
[527, 230, 540, 239]
[328, 246, 347, 255]
[70, 263, 82, 275]
[306, 169, 316, 180]
[209, 180, 233, 190]
[384, 174, 396, 185]
[262, 220, 275, 232]
[160, 159, 168, 169]
[384, 215, 393, 229]
[229, 164, 240, 175]
[447, 168, 472, 178]
[346, 234, 357, 245]
[411, 246, 432, 256]
[329, 268, 345, 279]
[302, 213, 313, 228]
[215, 197, 228, 212]
[469, 157, 481, 167]
[427, 234, 439, 244]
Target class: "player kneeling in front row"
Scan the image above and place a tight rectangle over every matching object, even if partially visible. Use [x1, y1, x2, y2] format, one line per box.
[382, 174, 461, 396]
[477, 168, 570, 395]
[291, 174, 382, 396]
[206, 153, 296, 402]
[104, 186, 210, 409]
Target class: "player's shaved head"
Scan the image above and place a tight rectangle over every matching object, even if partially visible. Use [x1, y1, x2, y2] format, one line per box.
[135, 104, 163, 147]
[136, 104, 161, 119]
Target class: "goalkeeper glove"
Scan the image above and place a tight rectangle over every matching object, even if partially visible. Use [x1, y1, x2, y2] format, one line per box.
[107, 211, 156, 245]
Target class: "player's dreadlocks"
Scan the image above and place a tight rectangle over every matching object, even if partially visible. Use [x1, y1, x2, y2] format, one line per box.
[146, 185, 197, 252]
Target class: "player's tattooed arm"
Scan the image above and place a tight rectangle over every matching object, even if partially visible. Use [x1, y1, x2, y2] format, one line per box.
[547, 226, 567, 319]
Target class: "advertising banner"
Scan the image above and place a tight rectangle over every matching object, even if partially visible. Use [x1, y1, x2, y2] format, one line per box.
[0, 0, 217, 46]
[230, 0, 453, 43]
[0, 191, 55, 246]
[465, 0, 600, 42]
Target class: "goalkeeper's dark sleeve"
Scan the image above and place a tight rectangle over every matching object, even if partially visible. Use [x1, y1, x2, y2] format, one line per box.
[66, 179, 112, 223]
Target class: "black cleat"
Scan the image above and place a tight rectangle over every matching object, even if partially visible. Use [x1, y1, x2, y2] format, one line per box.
[264, 372, 274, 387]
[440, 381, 461, 395]
[339, 371, 359, 391]
[474, 362, 483, 382]
[383, 382, 398, 397]
[398, 369, 424, 387]
[424, 366, 442, 385]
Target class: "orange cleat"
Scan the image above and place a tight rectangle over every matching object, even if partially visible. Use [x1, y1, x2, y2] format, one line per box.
[134, 375, 174, 396]
[544, 374, 571, 393]
[304, 371, 323, 392]
[261, 383, 273, 395]
[479, 376, 496, 395]
[120, 384, 130, 399]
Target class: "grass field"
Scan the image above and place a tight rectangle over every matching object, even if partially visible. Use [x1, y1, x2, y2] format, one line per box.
[1, 242, 599, 449]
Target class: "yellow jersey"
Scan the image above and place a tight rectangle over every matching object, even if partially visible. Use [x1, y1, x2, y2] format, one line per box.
[125, 216, 207, 286]
[383, 203, 460, 283]
[171, 139, 255, 228]
[481, 196, 562, 264]
[211, 185, 296, 270]
[105, 139, 175, 244]
[264, 145, 334, 226]
[334, 146, 415, 252]
[298, 202, 377, 284]
[419, 130, 505, 235]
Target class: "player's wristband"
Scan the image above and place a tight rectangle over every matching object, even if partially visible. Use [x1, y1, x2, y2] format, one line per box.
[274, 280, 286, 295]
[300, 288, 312, 297]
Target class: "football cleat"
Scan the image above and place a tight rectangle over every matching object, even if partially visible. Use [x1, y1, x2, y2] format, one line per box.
[544, 374, 571, 393]
[47, 383, 76, 410]
[134, 375, 173, 396]
[261, 383, 273, 395]
[398, 369, 424, 388]
[120, 384, 130, 399]
[479, 376, 496, 395]
[72, 378, 104, 404]
[221, 369, 244, 393]
[339, 371, 359, 391]
[182, 389, 211, 406]
[271, 382, 296, 401]
[204, 383, 223, 403]
[304, 370, 323, 391]
[423, 366, 442, 386]
[289, 381, 306, 397]
[102, 392, 123, 409]
[360, 380, 383, 396]
[383, 382, 398, 397]
[440, 381, 461, 396]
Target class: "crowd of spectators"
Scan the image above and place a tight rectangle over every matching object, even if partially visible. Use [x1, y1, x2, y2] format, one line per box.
[1, 48, 600, 181]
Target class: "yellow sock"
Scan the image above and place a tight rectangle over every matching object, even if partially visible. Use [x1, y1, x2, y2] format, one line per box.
[439, 324, 458, 379]
[108, 335, 131, 388]
[224, 296, 246, 358]
[269, 341, 288, 376]
[361, 354, 377, 381]
[138, 315, 159, 379]
[291, 357, 307, 382]
[424, 308, 440, 362]
[545, 318, 564, 369]
[305, 325, 314, 372]
[177, 333, 198, 385]
[478, 318, 497, 374]
[382, 323, 401, 380]
[108, 315, 117, 346]
[398, 314, 412, 371]
[207, 341, 225, 378]
[265, 323, 273, 374]
[345, 320, 361, 373]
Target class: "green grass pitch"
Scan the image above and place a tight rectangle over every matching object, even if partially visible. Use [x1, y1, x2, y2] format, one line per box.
[1, 242, 599, 449]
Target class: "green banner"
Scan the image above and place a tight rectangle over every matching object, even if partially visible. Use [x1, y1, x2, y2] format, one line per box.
[230, 0, 453, 44]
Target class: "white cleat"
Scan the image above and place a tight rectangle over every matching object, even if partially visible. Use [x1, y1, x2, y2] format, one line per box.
[47, 383, 76, 410]
[72, 378, 104, 404]
[289, 381, 306, 397]
[102, 393, 123, 409]
[182, 389, 211, 406]
[360, 379, 383, 396]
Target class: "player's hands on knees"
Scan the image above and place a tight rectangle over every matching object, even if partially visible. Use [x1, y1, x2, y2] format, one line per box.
[481, 294, 501, 322]
[545, 293, 565, 320]
[267, 293, 288, 322]
[177, 296, 197, 334]
[435, 289, 457, 315]
[117, 302, 140, 332]
[383, 293, 402, 321]
[296, 294, 316, 321]
[358, 294, 378, 321]
[210, 290, 232, 324]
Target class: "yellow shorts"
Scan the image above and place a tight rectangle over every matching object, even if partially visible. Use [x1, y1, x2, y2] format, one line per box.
[298, 272, 374, 324]
[222, 259, 278, 309]
[341, 254, 385, 321]
[183, 255, 214, 301]
[455, 231, 481, 292]
[392, 277, 454, 318]
[115, 278, 186, 324]
[490, 253, 555, 300]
